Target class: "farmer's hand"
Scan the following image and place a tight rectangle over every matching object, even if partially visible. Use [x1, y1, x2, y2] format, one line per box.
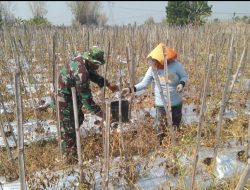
[176, 84, 184, 93]
[121, 87, 130, 97]
[107, 82, 119, 93]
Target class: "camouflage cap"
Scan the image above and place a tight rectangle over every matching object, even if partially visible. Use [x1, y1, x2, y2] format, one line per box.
[82, 46, 105, 65]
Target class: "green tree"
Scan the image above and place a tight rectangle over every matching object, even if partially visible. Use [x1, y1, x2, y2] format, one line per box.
[213, 18, 220, 23]
[0, 2, 15, 26]
[166, 1, 212, 26]
[26, 17, 51, 26]
[0, 3, 3, 25]
[242, 16, 250, 24]
[29, 1, 47, 18]
[14, 17, 26, 25]
[232, 15, 250, 24]
[68, 1, 107, 25]
[144, 16, 155, 25]
[27, 1, 50, 26]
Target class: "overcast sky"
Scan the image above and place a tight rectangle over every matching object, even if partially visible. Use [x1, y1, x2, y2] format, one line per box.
[9, 1, 250, 26]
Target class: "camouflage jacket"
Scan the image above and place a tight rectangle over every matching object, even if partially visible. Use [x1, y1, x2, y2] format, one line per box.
[58, 55, 107, 114]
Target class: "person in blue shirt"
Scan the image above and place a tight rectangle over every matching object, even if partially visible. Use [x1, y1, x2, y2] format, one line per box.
[122, 43, 188, 145]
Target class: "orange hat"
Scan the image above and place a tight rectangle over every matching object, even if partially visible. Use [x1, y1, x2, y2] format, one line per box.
[147, 42, 177, 65]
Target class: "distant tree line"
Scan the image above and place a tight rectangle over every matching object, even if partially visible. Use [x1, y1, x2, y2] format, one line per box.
[1, 1, 250, 27]
[0, 1, 50, 26]
[145, 1, 250, 26]
[0, 1, 107, 27]
[232, 13, 250, 24]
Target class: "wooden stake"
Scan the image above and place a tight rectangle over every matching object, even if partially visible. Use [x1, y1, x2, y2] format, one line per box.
[162, 46, 176, 145]
[14, 72, 26, 190]
[15, 38, 39, 127]
[71, 87, 84, 183]
[226, 46, 247, 103]
[126, 45, 135, 119]
[52, 32, 62, 159]
[191, 54, 213, 190]
[213, 35, 235, 171]
[235, 162, 250, 190]
[151, 63, 176, 145]
[101, 41, 110, 150]
[118, 51, 125, 154]
[246, 119, 250, 160]
[103, 100, 111, 190]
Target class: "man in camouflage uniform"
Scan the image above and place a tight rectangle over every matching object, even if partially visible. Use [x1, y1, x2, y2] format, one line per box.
[57, 46, 118, 162]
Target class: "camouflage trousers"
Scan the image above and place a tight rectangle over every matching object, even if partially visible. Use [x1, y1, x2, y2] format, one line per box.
[58, 96, 84, 161]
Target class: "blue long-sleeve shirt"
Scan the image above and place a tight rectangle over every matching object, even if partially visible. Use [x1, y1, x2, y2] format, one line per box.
[135, 60, 188, 107]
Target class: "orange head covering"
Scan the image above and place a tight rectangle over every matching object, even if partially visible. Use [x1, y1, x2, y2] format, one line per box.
[147, 42, 177, 65]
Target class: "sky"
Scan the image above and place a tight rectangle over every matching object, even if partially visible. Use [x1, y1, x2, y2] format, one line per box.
[7, 1, 250, 26]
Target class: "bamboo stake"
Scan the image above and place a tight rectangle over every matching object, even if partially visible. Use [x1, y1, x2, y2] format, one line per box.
[247, 119, 250, 159]
[56, 75, 62, 160]
[162, 47, 173, 121]
[101, 41, 110, 148]
[9, 34, 26, 95]
[118, 51, 125, 154]
[126, 45, 135, 120]
[131, 31, 136, 87]
[71, 87, 84, 182]
[191, 54, 213, 190]
[14, 72, 26, 190]
[235, 162, 250, 190]
[15, 39, 39, 124]
[52, 32, 62, 159]
[214, 32, 226, 89]
[226, 46, 247, 103]
[102, 41, 110, 103]
[52, 32, 57, 91]
[213, 35, 235, 171]
[87, 30, 90, 51]
[150, 63, 176, 145]
[162, 46, 176, 145]
[102, 100, 111, 190]
[101, 42, 110, 189]
[62, 29, 66, 65]
[18, 39, 39, 93]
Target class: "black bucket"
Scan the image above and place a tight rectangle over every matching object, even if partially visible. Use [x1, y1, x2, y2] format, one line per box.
[111, 99, 129, 122]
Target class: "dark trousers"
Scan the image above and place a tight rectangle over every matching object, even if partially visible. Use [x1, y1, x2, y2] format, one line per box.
[155, 104, 182, 144]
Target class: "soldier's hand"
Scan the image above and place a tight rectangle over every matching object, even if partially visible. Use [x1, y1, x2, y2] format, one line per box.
[95, 110, 105, 120]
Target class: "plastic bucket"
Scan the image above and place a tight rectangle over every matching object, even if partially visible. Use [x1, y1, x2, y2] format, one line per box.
[111, 99, 129, 122]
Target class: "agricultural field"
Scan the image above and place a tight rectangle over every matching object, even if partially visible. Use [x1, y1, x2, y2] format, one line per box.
[0, 22, 250, 189]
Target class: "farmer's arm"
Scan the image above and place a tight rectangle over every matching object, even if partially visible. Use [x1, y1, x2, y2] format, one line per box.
[177, 62, 188, 87]
[134, 67, 154, 92]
